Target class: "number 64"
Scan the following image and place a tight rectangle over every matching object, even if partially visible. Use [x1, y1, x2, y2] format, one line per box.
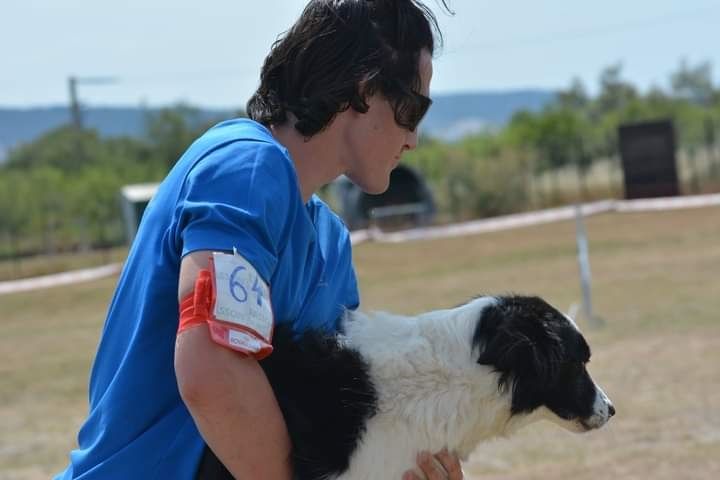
[229, 266, 264, 306]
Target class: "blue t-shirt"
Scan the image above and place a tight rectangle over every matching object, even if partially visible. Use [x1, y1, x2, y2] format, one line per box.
[55, 119, 360, 479]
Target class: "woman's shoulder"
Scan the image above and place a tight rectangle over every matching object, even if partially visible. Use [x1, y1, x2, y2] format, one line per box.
[308, 195, 352, 243]
[185, 118, 297, 187]
[197, 118, 289, 160]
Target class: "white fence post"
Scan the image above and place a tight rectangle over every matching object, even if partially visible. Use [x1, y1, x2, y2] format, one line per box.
[575, 204, 604, 328]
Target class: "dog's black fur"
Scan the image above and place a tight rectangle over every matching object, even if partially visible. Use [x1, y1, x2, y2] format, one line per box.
[196, 325, 377, 480]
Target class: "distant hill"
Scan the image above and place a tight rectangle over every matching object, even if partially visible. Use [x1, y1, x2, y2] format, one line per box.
[0, 90, 555, 160]
[421, 89, 556, 140]
[0, 106, 233, 161]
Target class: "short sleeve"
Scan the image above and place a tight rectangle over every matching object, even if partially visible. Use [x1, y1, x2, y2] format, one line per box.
[176, 140, 300, 284]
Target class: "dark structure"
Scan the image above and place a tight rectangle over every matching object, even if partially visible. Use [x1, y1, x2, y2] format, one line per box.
[330, 165, 435, 230]
[618, 120, 680, 199]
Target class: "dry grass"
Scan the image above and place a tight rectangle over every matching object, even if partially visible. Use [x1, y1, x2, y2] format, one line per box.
[1, 207, 718, 479]
[355, 206, 720, 480]
[0, 276, 119, 479]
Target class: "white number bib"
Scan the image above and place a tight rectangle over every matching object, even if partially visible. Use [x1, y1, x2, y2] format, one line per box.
[211, 250, 274, 345]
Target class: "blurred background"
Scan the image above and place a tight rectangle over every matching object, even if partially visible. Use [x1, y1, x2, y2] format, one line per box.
[1, 1, 719, 479]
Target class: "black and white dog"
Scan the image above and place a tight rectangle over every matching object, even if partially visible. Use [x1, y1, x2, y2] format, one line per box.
[197, 295, 614, 480]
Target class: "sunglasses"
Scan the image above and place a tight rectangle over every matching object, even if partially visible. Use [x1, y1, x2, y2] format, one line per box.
[393, 89, 432, 132]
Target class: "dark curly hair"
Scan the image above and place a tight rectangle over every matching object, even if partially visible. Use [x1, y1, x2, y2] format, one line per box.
[246, 0, 450, 137]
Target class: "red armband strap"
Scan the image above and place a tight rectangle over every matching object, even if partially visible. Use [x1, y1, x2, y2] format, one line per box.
[178, 253, 274, 360]
[179, 270, 215, 333]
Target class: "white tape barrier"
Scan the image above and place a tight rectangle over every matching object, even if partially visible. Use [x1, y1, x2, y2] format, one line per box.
[2, 193, 718, 294]
[0, 263, 123, 295]
[614, 193, 720, 212]
[349, 229, 373, 245]
[350, 193, 720, 245]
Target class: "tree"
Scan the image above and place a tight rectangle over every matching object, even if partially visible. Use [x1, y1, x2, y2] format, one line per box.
[671, 59, 714, 106]
[23, 167, 68, 254]
[145, 104, 215, 168]
[557, 77, 590, 112]
[0, 171, 32, 269]
[5, 126, 101, 172]
[594, 63, 638, 117]
[66, 167, 126, 249]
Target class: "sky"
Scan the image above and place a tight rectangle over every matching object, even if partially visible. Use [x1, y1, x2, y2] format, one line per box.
[1, 0, 719, 109]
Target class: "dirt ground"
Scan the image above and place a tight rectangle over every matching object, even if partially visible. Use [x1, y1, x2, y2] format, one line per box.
[1, 207, 718, 479]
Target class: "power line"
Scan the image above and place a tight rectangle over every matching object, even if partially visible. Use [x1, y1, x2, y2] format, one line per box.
[119, 66, 259, 86]
[450, 5, 720, 54]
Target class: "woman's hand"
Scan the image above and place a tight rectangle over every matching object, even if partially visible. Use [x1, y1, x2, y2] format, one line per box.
[403, 449, 464, 480]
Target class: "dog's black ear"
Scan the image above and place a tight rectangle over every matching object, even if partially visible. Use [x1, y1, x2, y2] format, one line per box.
[472, 302, 504, 348]
[475, 299, 564, 389]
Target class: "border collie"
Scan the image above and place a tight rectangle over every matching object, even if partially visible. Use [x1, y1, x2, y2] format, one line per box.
[197, 295, 615, 480]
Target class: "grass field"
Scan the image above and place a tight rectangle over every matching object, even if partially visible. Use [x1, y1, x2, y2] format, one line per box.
[1, 207, 719, 479]
[0, 247, 127, 282]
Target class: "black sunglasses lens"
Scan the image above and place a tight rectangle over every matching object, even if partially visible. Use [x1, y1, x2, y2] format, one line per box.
[412, 94, 431, 131]
[396, 93, 431, 131]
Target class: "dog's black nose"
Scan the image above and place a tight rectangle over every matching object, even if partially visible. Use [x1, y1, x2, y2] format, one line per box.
[608, 404, 616, 417]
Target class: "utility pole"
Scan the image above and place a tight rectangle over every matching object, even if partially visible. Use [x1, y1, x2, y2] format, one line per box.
[66, 75, 119, 130]
[68, 76, 82, 130]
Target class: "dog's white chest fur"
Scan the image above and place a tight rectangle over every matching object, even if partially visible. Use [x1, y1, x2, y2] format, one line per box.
[335, 298, 510, 480]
